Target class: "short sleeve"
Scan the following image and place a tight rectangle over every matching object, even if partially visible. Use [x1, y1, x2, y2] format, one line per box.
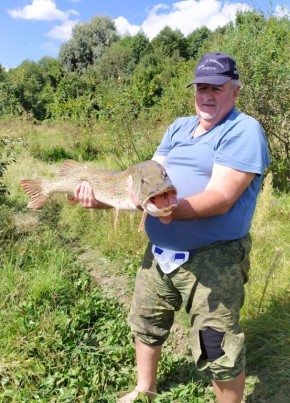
[214, 117, 270, 174]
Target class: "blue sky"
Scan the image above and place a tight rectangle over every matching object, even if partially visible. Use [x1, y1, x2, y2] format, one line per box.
[0, 0, 289, 69]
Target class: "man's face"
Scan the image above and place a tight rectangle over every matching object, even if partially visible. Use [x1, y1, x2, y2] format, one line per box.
[195, 81, 240, 126]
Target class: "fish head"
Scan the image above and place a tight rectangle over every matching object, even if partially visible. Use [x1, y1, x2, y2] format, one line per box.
[131, 160, 177, 217]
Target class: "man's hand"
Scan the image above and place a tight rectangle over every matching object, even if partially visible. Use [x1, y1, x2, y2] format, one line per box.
[159, 214, 173, 224]
[74, 181, 110, 209]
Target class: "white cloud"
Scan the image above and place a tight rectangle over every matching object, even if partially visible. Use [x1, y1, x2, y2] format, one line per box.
[47, 19, 79, 41]
[114, 16, 141, 37]
[7, 0, 79, 46]
[274, 5, 290, 18]
[115, 0, 251, 39]
[8, 0, 79, 21]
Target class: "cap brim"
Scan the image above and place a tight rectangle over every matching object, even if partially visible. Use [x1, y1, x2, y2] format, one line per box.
[186, 75, 231, 87]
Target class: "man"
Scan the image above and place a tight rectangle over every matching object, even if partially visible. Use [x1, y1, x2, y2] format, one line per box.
[74, 52, 270, 403]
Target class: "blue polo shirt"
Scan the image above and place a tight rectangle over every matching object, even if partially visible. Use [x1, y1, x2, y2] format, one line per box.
[145, 108, 270, 250]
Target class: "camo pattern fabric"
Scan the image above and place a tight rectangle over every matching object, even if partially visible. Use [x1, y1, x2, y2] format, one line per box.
[128, 234, 252, 381]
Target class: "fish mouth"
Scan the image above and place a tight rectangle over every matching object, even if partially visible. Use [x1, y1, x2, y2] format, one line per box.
[143, 188, 177, 217]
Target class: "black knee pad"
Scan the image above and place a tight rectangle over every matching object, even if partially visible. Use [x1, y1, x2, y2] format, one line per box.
[199, 327, 225, 361]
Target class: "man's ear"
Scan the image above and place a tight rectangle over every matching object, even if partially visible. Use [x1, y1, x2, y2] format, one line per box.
[233, 85, 240, 99]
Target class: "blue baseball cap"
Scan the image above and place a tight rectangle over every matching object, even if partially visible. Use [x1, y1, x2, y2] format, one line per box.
[187, 52, 239, 87]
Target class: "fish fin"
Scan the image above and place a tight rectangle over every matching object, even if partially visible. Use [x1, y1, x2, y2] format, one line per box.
[66, 193, 78, 205]
[113, 209, 119, 228]
[59, 159, 83, 177]
[20, 179, 48, 209]
[138, 211, 147, 232]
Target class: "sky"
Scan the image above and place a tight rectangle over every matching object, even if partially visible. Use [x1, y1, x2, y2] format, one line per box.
[0, 0, 289, 69]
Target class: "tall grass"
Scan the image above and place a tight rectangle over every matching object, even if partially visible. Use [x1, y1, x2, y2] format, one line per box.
[244, 173, 290, 317]
[241, 173, 290, 401]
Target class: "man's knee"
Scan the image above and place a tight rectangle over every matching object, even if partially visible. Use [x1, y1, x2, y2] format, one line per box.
[199, 327, 225, 361]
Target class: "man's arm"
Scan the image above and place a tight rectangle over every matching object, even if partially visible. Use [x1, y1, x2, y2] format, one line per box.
[160, 163, 255, 223]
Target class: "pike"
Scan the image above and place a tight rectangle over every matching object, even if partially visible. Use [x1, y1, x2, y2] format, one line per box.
[19, 159, 177, 229]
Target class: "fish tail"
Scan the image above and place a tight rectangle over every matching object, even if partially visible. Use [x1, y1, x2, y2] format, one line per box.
[20, 179, 48, 209]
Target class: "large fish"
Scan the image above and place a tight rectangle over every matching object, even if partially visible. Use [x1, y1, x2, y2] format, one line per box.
[19, 159, 177, 218]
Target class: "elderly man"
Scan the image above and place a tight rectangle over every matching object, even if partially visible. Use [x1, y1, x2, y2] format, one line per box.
[75, 52, 270, 403]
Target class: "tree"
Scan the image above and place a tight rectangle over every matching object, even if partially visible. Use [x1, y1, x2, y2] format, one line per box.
[0, 65, 6, 82]
[58, 16, 119, 72]
[151, 26, 188, 59]
[120, 32, 152, 65]
[187, 26, 212, 59]
[6, 60, 47, 120]
[0, 75, 23, 118]
[97, 41, 132, 80]
[38, 57, 64, 89]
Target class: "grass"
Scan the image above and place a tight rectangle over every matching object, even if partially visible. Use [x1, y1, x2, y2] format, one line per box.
[0, 121, 289, 401]
[0, 226, 136, 402]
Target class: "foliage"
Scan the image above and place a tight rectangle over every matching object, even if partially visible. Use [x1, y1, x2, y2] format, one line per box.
[0, 64, 6, 80]
[151, 26, 188, 59]
[0, 136, 17, 196]
[120, 32, 153, 71]
[58, 16, 119, 72]
[6, 60, 47, 120]
[243, 173, 290, 317]
[0, 8, 289, 190]
[0, 204, 15, 246]
[96, 41, 133, 80]
[243, 296, 290, 400]
[187, 26, 212, 59]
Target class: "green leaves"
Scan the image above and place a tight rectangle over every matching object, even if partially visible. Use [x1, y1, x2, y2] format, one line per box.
[58, 16, 119, 72]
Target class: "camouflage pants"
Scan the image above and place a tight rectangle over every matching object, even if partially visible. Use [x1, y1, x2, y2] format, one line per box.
[128, 234, 252, 381]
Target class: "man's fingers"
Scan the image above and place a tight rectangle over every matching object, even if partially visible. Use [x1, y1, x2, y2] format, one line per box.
[73, 181, 98, 207]
[159, 215, 173, 224]
[74, 183, 82, 199]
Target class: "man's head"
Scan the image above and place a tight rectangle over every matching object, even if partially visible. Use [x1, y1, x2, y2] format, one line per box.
[187, 52, 239, 87]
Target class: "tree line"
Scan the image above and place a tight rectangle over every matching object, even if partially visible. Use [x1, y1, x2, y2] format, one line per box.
[0, 11, 289, 191]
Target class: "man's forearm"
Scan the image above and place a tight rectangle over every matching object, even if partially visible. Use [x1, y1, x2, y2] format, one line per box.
[171, 190, 233, 221]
